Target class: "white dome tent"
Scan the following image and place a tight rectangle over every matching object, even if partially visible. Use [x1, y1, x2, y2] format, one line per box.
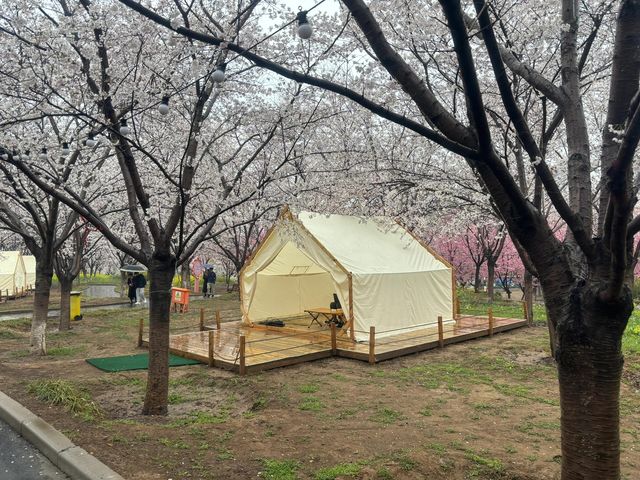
[240, 209, 455, 342]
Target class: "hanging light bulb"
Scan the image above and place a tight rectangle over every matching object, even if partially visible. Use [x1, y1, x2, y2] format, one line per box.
[212, 63, 226, 83]
[158, 96, 170, 115]
[39, 147, 48, 161]
[85, 135, 97, 148]
[119, 119, 130, 135]
[296, 11, 312, 39]
[61, 142, 70, 156]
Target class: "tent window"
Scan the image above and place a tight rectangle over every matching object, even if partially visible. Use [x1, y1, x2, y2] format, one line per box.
[290, 266, 310, 275]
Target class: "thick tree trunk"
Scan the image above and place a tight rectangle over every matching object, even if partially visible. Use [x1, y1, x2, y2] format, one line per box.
[31, 263, 53, 355]
[523, 270, 534, 325]
[120, 271, 127, 297]
[58, 278, 72, 331]
[473, 263, 481, 293]
[555, 286, 631, 480]
[180, 262, 191, 289]
[487, 261, 495, 302]
[142, 251, 176, 415]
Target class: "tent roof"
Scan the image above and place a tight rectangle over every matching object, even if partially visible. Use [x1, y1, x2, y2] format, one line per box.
[23, 255, 36, 271]
[288, 211, 448, 275]
[0, 251, 23, 275]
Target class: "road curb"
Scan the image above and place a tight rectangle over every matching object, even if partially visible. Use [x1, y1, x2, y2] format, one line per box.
[0, 391, 125, 480]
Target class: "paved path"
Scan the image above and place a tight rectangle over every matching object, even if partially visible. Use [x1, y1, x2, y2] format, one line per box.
[0, 419, 68, 479]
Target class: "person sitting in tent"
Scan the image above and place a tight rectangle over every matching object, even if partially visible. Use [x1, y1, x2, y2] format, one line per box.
[328, 293, 344, 327]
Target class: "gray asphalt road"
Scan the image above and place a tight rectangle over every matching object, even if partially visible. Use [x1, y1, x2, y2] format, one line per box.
[0, 419, 68, 479]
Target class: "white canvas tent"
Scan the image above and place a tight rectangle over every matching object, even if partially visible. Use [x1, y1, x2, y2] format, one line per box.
[0, 251, 27, 295]
[23, 255, 36, 289]
[240, 210, 455, 341]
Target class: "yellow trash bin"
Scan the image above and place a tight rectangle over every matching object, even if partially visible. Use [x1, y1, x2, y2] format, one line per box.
[70, 291, 83, 321]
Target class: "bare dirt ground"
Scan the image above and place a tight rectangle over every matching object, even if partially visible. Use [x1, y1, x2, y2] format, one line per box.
[0, 291, 638, 480]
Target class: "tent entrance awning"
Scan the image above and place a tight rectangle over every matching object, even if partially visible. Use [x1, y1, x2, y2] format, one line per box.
[258, 241, 330, 276]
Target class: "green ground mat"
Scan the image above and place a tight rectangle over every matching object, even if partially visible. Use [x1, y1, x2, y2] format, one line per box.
[86, 353, 200, 372]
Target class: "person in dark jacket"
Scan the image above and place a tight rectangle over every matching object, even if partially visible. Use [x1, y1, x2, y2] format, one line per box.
[126, 273, 136, 305]
[133, 272, 147, 305]
[205, 269, 216, 297]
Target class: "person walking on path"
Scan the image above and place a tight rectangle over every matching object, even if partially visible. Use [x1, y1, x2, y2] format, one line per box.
[126, 273, 136, 306]
[205, 268, 216, 297]
[133, 272, 147, 305]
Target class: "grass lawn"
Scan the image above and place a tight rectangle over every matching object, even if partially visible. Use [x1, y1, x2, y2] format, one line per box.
[0, 288, 638, 479]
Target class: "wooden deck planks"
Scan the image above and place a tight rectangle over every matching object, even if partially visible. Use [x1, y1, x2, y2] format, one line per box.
[145, 315, 527, 373]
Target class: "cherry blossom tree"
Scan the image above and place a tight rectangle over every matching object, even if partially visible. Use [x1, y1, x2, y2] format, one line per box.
[0, 0, 354, 415]
[494, 236, 525, 300]
[117, 0, 640, 477]
[0, 149, 89, 353]
[54, 226, 98, 330]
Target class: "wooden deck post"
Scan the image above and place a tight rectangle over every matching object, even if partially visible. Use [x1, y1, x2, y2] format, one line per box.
[330, 323, 337, 355]
[488, 307, 494, 337]
[137, 317, 144, 347]
[215, 310, 221, 330]
[239, 335, 246, 375]
[522, 301, 528, 321]
[437, 316, 444, 348]
[208, 330, 215, 367]
[199, 308, 205, 331]
[368, 326, 376, 364]
[455, 297, 460, 318]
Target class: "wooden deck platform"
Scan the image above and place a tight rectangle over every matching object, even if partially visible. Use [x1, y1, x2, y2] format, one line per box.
[142, 315, 527, 374]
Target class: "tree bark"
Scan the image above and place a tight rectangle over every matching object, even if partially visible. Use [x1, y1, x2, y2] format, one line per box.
[180, 261, 191, 289]
[473, 263, 482, 293]
[58, 278, 72, 331]
[142, 250, 176, 415]
[31, 262, 53, 355]
[524, 270, 534, 325]
[487, 260, 495, 302]
[120, 270, 127, 297]
[556, 285, 631, 480]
